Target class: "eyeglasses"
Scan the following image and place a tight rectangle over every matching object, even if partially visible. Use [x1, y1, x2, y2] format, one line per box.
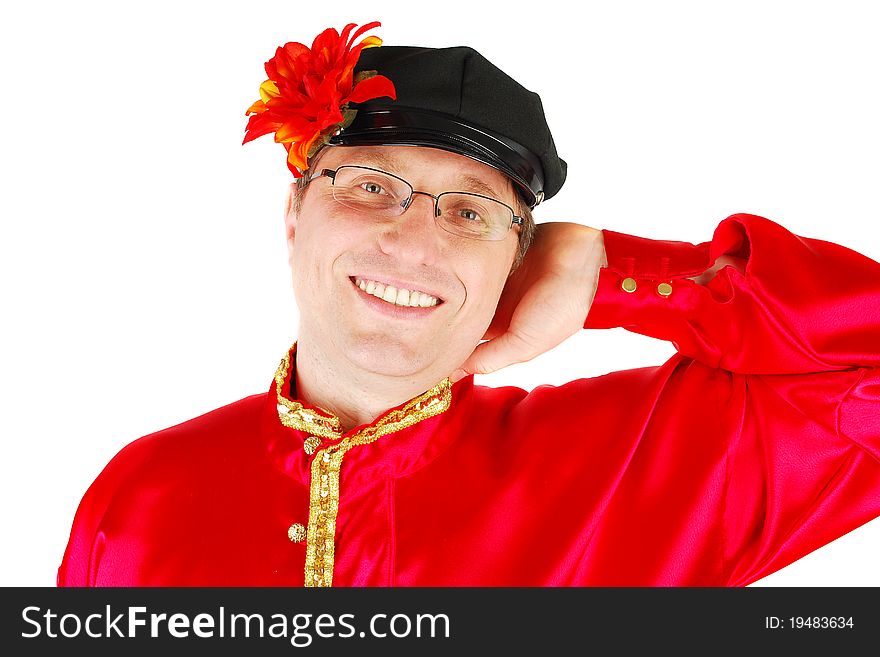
[304, 165, 524, 242]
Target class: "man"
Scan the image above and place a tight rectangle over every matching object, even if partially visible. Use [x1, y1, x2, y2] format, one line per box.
[58, 23, 880, 586]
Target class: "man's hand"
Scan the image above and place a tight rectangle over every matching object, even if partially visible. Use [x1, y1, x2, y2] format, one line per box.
[451, 222, 607, 382]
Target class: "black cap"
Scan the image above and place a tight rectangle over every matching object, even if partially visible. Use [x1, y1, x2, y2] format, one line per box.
[328, 46, 567, 207]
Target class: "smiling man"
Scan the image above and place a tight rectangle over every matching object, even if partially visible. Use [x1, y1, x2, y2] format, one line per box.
[58, 23, 880, 587]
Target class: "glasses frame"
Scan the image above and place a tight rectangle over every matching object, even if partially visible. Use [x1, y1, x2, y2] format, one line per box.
[304, 165, 524, 241]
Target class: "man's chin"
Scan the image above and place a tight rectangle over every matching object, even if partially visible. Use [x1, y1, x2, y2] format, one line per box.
[343, 335, 448, 381]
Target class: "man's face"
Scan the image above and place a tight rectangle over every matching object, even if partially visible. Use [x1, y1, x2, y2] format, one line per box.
[285, 144, 520, 381]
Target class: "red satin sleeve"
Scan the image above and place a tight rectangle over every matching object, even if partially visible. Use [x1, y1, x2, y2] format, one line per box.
[585, 213, 880, 584]
[587, 212, 880, 374]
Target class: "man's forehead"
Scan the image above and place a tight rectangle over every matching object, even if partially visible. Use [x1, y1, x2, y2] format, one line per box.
[321, 145, 515, 200]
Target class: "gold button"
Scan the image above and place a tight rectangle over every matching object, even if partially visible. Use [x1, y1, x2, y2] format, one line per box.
[288, 522, 306, 543]
[303, 435, 321, 455]
[621, 277, 638, 293]
[657, 282, 673, 297]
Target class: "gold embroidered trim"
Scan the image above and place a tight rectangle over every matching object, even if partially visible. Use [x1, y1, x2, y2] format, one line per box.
[303, 379, 452, 587]
[275, 351, 343, 440]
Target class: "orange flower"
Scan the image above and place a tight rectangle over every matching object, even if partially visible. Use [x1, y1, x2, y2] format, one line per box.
[243, 22, 397, 176]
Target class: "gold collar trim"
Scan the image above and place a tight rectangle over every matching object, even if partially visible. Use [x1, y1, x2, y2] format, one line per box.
[274, 344, 452, 441]
[274, 349, 343, 439]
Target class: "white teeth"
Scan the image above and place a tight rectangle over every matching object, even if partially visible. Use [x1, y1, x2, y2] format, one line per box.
[353, 278, 440, 308]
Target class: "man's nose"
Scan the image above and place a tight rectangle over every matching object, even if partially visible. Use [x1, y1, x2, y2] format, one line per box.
[376, 192, 442, 265]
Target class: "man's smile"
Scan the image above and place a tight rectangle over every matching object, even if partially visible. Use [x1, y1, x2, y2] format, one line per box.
[349, 276, 444, 314]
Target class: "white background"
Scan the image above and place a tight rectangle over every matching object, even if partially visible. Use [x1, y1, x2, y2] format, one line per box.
[2, 0, 879, 587]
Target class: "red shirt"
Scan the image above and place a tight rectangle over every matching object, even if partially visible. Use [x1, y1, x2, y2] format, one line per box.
[58, 213, 880, 586]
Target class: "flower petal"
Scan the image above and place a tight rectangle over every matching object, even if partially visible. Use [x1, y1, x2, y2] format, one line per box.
[311, 26, 341, 60]
[287, 136, 316, 173]
[347, 21, 381, 49]
[360, 36, 382, 50]
[245, 99, 267, 115]
[337, 23, 358, 58]
[259, 80, 280, 102]
[346, 74, 396, 104]
[242, 113, 283, 144]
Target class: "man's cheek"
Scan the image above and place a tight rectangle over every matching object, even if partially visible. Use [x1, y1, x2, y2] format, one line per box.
[292, 242, 329, 285]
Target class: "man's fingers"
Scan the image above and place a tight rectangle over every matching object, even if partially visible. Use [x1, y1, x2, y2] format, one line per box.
[453, 332, 536, 381]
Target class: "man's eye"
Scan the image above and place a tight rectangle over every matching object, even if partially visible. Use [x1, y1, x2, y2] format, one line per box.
[458, 208, 482, 222]
[360, 182, 385, 195]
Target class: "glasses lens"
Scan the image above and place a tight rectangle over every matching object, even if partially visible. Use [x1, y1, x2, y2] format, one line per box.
[330, 167, 411, 214]
[437, 193, 512, 241]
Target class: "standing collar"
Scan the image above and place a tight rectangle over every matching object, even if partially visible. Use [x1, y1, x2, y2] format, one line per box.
[265, 343, 467, 483]
[272, 342, 452, 441]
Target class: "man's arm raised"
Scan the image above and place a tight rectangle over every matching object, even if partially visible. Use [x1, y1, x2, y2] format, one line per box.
[454, 213, 879, 379]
